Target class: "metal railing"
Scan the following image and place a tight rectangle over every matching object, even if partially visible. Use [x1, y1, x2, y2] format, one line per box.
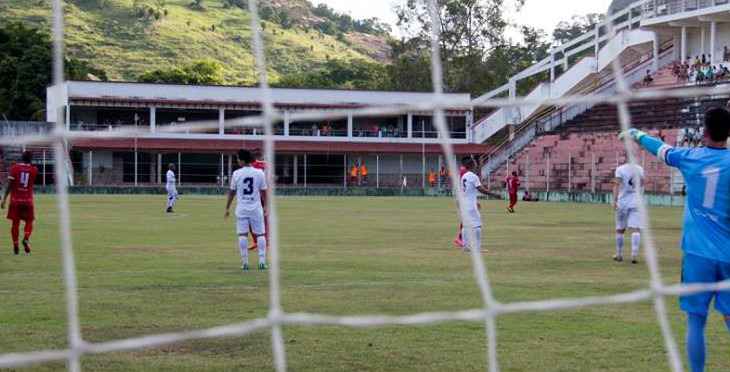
[642, 0, 730, 19]
[481, 46, 675, 175]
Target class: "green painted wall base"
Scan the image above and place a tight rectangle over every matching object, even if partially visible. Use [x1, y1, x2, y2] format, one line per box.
[33, 186, 685, 207]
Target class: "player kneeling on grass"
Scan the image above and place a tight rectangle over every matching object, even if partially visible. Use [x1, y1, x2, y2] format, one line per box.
[225, 149, 268, 271]
[1, 151, 38, 255]
[620, 107, 730, 372]
[612, 155, 644, 264]
[459, 156, 501, 253]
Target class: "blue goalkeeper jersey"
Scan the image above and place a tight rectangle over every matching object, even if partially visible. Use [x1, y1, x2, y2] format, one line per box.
[662, 146, 730, 263]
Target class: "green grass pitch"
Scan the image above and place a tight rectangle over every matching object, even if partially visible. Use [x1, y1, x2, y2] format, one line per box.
[0, 195, 727, 372]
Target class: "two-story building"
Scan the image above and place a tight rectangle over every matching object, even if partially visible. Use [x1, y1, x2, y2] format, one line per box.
[46, 81, 483, 187]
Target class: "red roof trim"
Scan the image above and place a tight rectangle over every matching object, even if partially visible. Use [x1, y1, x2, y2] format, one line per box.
[69, 96, 471, 113]
[69, 138, 488, 155]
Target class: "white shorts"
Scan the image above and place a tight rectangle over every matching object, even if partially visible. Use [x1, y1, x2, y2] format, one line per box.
[166, 186, 178, 198]
[616, 207, 642, 230]
[461, 209, 482, 229]
[237, 214, 266, 235]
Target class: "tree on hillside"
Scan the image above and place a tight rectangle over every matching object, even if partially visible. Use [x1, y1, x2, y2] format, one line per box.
[393, 0, 525, 94]
[138, 60, 224, 85]
[273, 59, 389, 90]
[0, 22, 107, 121]
[552, 14, 604, 45]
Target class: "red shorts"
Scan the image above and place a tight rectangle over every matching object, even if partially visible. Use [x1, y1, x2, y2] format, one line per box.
[6, 203, 34, 222]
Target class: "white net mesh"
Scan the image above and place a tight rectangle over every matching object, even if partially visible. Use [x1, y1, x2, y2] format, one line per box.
[3, 1, 730, 371]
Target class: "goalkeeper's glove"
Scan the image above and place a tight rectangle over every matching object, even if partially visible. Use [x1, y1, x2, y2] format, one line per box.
[618, 128, 647, 141]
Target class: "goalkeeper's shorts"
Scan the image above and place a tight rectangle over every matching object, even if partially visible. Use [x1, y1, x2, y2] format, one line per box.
[680, 253, 730, 316]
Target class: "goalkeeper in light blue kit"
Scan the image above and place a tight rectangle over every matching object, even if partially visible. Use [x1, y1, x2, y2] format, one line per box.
[620, 107, 730, 372]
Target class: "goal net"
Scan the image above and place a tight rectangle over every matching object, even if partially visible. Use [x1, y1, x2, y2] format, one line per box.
[2, 1, 730, 372]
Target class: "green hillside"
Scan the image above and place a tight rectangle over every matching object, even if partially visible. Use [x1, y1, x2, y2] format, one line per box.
[0, 0, 390, 84]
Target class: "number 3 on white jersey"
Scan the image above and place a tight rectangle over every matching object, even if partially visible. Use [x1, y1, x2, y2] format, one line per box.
[701, 167, 720, 209]
[20, 172, 30, 188]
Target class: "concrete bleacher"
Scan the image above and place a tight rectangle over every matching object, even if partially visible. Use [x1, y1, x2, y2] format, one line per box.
[484, 91, 730, 195]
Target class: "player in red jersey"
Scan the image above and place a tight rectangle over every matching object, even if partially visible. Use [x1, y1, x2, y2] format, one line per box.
[1, 152, 38, 255]
[248, 149, 268, 250]
[506, 171, 520, 213]
[453, 165, 469, 248]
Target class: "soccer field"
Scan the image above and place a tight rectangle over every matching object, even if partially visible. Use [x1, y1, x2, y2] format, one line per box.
[0, 195, 726, 372]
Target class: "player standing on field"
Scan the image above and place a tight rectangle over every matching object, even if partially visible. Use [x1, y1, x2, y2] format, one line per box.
[248, 149, 268, 251]
[612, 156, 644, 264]
[620, 107, 730, 372]
[225, 149, 268, 271]
[506, 171, 520, 213]
[1, 151, 38, 255]
[453, 165, 468, 248]
[165, 164, 178, 213]
[459, 157, 501, 252]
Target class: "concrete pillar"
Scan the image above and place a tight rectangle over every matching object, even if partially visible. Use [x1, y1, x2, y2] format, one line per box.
[674, 33, 681, 61]
[150, 152, 156, 183]
[594, 24, 600, 58]
[343, 155, 348, 188]
[157, 153, 162, 184]
[220, 153, 225, 186]
[293, 155, 298, 185]
[88, 150, 93, 186]
[701, 27, 706, 55]
[407, 113, 413, 138]
[177, 152, 181, 187]
[134, 149, 138, 187]
[42, 150, 47, 186]
[681, 26, 688, 62]
[284, 111, 290, 136]
[65, 105, 71, 131]
[653, 32, 660, 71]
[550, 49, 556, 82]
[562, 48, 568, 70]
[218, 107, 225, 135]
[303, 154, 308, 188]
[347, 112, 353, 138]
[376, 154, 380, 189]
[150, 107, 157, 133]
[711, 21, 717, 64]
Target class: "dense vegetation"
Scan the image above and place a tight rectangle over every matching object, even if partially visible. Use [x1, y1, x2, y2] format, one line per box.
[0, 0, 609, 121]
[0, 22, 107, 121]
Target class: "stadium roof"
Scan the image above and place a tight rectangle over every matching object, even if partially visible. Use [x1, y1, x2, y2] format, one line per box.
[59, 81, 472, 111]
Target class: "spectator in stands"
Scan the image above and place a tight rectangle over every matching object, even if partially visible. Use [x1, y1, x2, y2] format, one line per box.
[440, 166, 447, 185]
[350, 163, 358, 185]
[643, 69, 654, 86]
[428, 169, 436, 187]
[360, 163, 368, 186]
[702, 54, 707, 68]
[322, 122, 330, 136]
[310, 123, 319, 136]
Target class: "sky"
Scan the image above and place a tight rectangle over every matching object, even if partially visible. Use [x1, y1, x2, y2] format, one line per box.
[310, 0, 614, 40]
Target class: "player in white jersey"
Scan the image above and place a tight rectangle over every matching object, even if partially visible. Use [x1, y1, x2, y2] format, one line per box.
[165, 164, 178, 213]
[225, 149, 268, 271]
[612, 157, 644, 264]
[459, 156, 501, 253]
